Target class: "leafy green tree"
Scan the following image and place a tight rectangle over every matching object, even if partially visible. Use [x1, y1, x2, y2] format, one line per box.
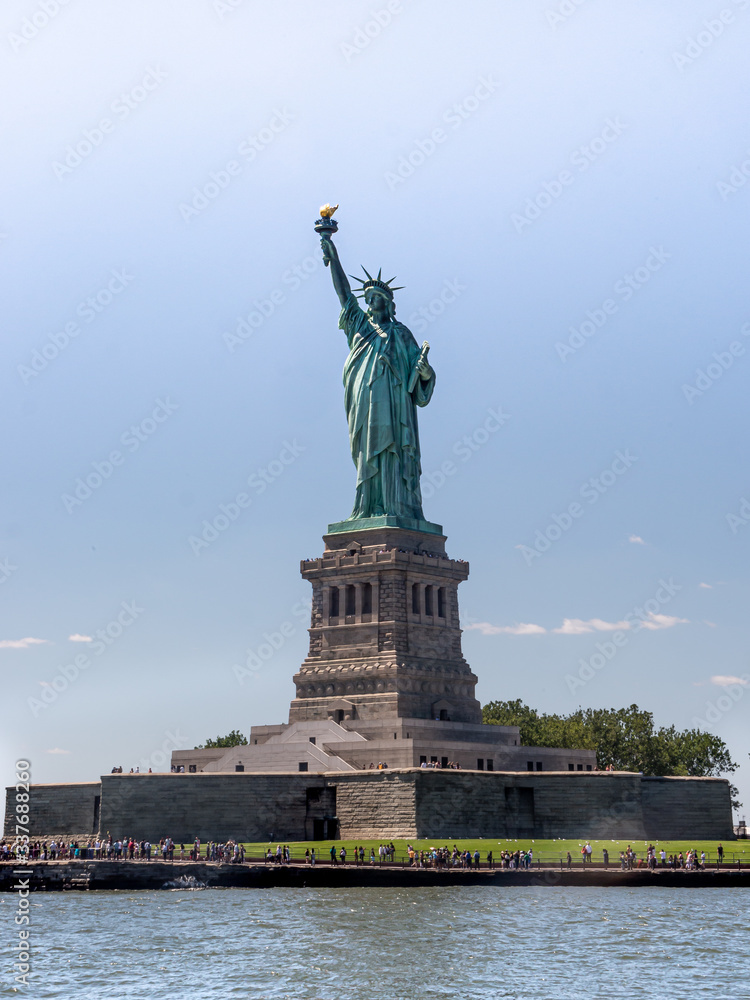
[729, 783, 742, 815]
[482, 700, 737, 777]
[198, 729, 248, 748]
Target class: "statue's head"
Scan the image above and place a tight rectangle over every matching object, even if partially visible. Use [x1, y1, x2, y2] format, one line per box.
[351, 268, 402, 321]
[364, 286, 395, 321]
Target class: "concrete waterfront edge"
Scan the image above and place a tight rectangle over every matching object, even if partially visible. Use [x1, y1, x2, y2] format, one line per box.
[2, 860, 749, 892]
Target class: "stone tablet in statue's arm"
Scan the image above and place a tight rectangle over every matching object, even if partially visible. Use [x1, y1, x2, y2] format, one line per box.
[406, 336, 435, 407]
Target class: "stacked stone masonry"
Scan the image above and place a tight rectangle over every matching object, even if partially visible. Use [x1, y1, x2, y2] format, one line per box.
[5, 770, 733, 843]
[291, 526, 480, 726]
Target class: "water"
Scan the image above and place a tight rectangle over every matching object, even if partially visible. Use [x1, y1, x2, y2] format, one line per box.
[8, 886, 750, 999]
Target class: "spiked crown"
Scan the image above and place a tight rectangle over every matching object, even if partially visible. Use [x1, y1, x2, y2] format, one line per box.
[350, 267, 404, 300]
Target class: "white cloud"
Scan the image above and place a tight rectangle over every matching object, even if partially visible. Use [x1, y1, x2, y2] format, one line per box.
[68, 634, 92, 642]
[711, 675, 749, 687]
[638, 613, 689, 631]
[466, 612, 688, 637]
[45, 747, 71, 754]
[703, 620, 717, 628]
[628, 534, 645, 544]
[0, 637, 50, 649]
[699, 582, 712, 589]
[553, 618, 630, 635]
[465, 621, 546, 636]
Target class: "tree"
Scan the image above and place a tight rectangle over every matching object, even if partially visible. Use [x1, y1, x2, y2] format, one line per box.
[482, 700, 737, 777]
[729, 783, 742, 815]
[197, 729, 248, 748]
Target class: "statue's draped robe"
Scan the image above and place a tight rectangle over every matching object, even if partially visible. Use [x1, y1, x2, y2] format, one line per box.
[339, 293, 435, 520]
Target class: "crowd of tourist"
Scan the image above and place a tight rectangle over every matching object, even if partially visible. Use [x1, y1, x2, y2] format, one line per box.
[617, 844, 715, 870]
[405, 845, 520, 868]
[0, 839, 731, 869]
[0, 837, 247, 863]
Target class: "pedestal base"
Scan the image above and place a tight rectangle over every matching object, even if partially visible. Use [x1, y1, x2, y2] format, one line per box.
[327, 515, 443, 536]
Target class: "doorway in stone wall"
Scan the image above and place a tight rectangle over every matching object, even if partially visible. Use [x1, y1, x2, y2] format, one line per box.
[306, 786, 337, 840]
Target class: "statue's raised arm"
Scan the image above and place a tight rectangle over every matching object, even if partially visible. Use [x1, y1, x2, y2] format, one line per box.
[315, 204, 351, 307]
[320, 235, 350, 307]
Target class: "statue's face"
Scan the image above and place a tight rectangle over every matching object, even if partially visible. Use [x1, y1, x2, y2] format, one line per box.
[365, 289, 391, 320]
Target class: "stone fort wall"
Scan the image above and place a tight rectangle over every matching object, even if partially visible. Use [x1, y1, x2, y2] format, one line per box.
[3, 782, 100, 840]
[412, 770, 732, 840]
[640, 775, 733, 840]
[5, 770, 733, 843]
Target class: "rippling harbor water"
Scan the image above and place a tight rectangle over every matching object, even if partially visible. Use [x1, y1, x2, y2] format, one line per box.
[9, 886, 750, 999]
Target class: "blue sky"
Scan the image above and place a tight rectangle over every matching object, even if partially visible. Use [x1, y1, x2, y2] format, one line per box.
[2, 0, 748, 817]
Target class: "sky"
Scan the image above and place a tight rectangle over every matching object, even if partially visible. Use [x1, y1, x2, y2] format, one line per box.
[2, 0, 748, 819]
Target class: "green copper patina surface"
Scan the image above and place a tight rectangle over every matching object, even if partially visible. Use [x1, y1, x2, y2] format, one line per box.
[319, 219, 436, 527]
[326, 515, 443, 536]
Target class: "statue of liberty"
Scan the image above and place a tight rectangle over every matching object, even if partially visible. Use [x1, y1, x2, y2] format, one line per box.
[317, 208, 435, 523]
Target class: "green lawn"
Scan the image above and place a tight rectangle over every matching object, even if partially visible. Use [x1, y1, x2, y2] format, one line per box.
[228, 838, 748, 864]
